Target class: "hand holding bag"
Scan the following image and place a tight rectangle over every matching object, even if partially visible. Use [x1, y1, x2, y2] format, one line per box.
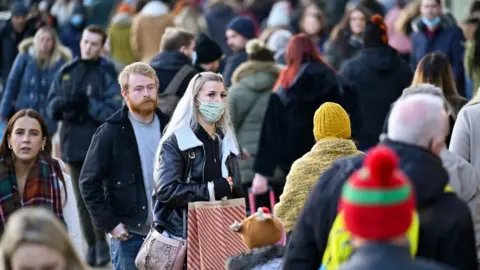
[135, 150, 195, 270]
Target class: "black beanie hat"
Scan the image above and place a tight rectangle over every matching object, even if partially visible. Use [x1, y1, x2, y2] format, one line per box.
[194, 33, 223, 64]
[363, 14, 389, 48]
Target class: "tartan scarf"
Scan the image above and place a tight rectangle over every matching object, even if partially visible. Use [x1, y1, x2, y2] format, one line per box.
[0, 156, 64, 234]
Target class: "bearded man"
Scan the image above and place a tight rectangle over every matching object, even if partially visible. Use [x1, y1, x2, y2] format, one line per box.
[80, 62, 170, 270]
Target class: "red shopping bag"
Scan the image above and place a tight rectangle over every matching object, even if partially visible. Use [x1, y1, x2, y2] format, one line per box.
[187, 198, 248, 270]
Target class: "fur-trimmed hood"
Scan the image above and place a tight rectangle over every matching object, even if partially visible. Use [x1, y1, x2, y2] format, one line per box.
[231, 60, 282, 87]
[18, 37, 72, 67]
[226, 245, 284, 270]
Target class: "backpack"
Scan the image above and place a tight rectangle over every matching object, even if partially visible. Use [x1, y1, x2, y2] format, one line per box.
[157, 65, 196, 116]
[320, 185, 455, 270]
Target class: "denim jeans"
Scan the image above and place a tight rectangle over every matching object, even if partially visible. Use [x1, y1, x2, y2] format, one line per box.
[110, 233, 145, 270]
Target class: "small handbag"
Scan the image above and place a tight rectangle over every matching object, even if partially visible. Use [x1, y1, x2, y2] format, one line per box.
[135, 150, 195, 270]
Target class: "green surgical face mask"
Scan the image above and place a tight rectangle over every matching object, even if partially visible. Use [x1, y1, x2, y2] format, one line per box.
[197, 100, 225, 124]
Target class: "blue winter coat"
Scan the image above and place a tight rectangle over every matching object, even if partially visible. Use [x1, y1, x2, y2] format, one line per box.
[0, 37, 72, 135]
[410, 16, 466, 96]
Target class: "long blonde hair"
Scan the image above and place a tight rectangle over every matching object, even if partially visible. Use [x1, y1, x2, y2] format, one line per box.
[159, 72, 238, 151]
[0, 207, 87, 270]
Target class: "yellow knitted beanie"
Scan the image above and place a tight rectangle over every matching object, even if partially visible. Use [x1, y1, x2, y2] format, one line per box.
[313, 102, 351, 141]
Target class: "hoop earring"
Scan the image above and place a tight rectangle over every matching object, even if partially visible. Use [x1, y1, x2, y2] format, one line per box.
[8, 145, 12, 149]
[41, 147, 44, 151]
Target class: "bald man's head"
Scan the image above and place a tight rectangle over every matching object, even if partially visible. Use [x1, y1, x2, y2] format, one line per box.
[388, 94, 448, 155]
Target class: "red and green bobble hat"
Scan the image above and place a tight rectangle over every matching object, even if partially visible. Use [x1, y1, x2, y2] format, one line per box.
[340, 146, 416, 240]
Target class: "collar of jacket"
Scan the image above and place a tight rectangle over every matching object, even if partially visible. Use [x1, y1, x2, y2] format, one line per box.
[173, 125, 239, 154]
[173, 124, 239, 179]
[106, 105, 170, 127]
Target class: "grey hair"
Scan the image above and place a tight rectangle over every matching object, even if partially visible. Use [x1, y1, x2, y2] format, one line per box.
[388, 94, 447, 148]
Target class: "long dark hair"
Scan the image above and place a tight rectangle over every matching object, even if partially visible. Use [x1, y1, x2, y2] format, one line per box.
[329, 6, 371, 58]
[0, 110, 66, 201]
[411, 53, 465, 118]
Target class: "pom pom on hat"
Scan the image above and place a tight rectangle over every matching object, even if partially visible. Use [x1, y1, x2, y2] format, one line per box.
[313, 102, 351, 141]
[363, 14, 389, 47]
[340, 146, 416, 241]
[246, 39, 274, 62]
[364, 144, 399, 183]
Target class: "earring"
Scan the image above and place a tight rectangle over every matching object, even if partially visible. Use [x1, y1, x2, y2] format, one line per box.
[8, 145, 11, 149]
[41, 147, 44, 151]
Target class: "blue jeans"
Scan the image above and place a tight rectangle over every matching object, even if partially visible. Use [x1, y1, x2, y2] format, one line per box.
[110, 233, 145, 270]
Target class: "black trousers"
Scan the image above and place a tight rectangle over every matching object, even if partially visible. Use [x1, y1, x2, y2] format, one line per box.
[69, 161, 106, 246]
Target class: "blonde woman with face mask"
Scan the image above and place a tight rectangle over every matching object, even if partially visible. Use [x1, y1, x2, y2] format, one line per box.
[153, 72, 243, 239]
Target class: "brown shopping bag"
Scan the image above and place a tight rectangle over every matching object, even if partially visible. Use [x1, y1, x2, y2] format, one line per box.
[187, 198, 248, 270]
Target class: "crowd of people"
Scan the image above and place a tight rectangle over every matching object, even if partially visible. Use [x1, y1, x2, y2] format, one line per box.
[1, 0, 480, 269]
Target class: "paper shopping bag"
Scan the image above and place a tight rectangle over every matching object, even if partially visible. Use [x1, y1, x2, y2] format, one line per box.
[187, 198, 247, 270]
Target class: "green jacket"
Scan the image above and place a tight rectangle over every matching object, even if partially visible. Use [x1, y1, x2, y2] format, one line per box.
[108, 14, 137, 68]
[465, 41, 480, 96]
[228, 60, 282, 184]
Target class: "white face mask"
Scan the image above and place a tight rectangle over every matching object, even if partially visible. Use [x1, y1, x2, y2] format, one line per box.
[197, 100, 225, 124]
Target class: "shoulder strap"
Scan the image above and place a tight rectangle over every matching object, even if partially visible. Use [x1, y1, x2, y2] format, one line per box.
[161, 65, 196, 96]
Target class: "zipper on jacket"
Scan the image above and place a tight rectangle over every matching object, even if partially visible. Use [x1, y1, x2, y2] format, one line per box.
[201, 145, 206, 184]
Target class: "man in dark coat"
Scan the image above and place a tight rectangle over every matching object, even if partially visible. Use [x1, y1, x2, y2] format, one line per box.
[223, 16, 256, 87]
[80, 63, 169, 270]
[149, 27, 196, 97]
[283, 93, 478, 270]
[410, 0, 465, 96]
[0, 3, 37, 92]
[47, 25, 122, 267]
[340, 14, 413, 150]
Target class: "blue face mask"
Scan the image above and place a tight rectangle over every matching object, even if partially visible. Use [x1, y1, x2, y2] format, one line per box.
[422, 16, 441, 28]
[70, 14, 84, 27]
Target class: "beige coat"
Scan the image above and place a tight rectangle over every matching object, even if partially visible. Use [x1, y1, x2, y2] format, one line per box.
[130, 1, 174, 63]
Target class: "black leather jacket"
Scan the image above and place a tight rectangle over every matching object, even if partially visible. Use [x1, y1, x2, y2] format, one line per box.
[153, 126, 243, 237]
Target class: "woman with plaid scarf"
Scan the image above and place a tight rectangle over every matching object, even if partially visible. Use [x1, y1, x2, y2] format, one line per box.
[0, 109, 80, 248]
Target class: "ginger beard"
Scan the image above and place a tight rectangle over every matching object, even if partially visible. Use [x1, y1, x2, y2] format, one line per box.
[126, 96, 158, 116]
